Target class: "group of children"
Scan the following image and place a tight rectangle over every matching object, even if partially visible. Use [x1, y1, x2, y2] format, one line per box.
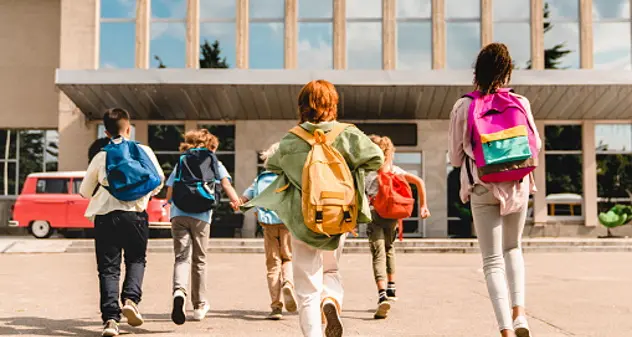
[82, 42, 536, 337]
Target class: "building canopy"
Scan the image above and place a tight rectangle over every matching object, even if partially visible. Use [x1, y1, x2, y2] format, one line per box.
[56, 69, 632, 121]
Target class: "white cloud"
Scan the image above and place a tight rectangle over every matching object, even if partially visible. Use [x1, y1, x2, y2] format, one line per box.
[151, 22, 186, 41]
[397, 0, 431, 18]
[445, 0, 480, 19]
[592, 0, 630, 19]
[298, 39, 332, 69]
[103, 62, 119, 69]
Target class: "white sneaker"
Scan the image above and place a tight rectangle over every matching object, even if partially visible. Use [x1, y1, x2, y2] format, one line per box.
[171, 289, 186, 325]
[322, 298, 343, 337]
[192, 303, 210, 321]
[513, 316, 531, 337]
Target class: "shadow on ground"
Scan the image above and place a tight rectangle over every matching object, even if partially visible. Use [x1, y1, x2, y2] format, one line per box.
[0, 316, 171, 336]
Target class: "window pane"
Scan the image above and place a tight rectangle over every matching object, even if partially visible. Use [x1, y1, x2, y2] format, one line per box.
[347, 0, 381, 18]
[544, 22, 580, 69]
[397, 0, 431, 18]
[593, 22, 632, 70]
[494, 0, 530, 21]
[596, 124, 632, 152]
[19, 131, 44, 186]
[101, 0, 136, 19]
[446, 0, 480, 19]
[494, 23, 531, 69]
[354, 123, 418, 146]
[200, 0, 236, 19]
[200, 23, 236, 68]
[198, 125, 236, 151]
[152, 0, 186, 19]
[299, 0, 333, 19]
[347, 22, 382, 69]
[44, 131, 59, 172]
[298, 23, 333, 69]
[151, 22, 186, 68]
[73, 179, 83, 194]
[100, 23, 136, 68]
[546, 154, 583, 194]
[397, 22, 432, 69]
[216, 154, 236, 178]
[250, 0, 284, 19]
[593, 0, 630, 19]
[36, 179, 69, 194]
[249, 23, 284, 69]
[597, 154, 632, 199]
[545, 125, 582, 151]
[446, 22, 480, 69]
[394, 153, 422, 165]
[149, 125, 185, 151]
[545, 0, 579, 20]
[98, 124, 136, 140]
[0, 130, 18, 159]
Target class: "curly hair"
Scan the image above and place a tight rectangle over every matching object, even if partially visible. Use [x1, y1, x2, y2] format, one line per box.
[297, 79, 339, 124]
[260, 142, 280, 168]
[474, 43, 513, 95]
[369, 134, 395, 162]
[179, 129, 219, 152]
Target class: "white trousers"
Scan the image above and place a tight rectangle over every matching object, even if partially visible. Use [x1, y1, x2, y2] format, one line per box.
[291, 234, 346, 337]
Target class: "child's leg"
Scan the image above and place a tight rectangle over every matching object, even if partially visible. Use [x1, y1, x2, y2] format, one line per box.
[368, 222, 388, 290]
[171, 217, 193, 295]
[190, 218, 211, 307]
[385, 222, 397, 282]
[291, 235, 324, 337]
[279, 226, 293, 286]
[120, 211, 149, 306]
[322, 234, 346, 307]
[264, 225, 283, 310]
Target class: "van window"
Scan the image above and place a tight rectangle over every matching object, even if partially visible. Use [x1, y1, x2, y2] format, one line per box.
[72, 179, 83, 194]
[36, 179, 69, 194]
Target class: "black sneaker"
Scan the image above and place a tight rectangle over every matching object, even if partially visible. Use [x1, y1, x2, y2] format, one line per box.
[102, 320, 119, 337]
[374, 297, 391, 319]
[386, 288, 398, 301]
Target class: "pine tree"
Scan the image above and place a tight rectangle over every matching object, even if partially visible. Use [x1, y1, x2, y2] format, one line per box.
[527, 2, 572, 69]
[199, 40, 229, 69]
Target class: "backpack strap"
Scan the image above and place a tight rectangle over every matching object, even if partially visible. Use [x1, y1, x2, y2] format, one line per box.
[289, 126, 316, 145]
[289, 123, 352, 145]
[325, 123, 352, 143]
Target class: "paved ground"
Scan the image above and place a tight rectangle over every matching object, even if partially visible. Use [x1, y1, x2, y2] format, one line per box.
[0, 252, 629, 337]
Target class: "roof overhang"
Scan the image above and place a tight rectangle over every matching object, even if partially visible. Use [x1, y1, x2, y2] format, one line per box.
[56, 69, 632, 120]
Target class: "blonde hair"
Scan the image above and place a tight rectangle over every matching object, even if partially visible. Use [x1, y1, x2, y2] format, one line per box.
[369, 135, 395, 163]
[179, 129, 219, 152]
[260, 142, 280, 167]
[297, 80, 339, 124]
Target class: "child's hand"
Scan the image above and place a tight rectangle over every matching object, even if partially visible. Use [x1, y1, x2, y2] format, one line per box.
[230, 198, 242, 211]
[420, 206, 431, 219]
[239, 196, 249, 204]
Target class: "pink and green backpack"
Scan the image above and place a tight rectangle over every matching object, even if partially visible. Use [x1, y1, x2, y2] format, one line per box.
[464, 88, 539, 183]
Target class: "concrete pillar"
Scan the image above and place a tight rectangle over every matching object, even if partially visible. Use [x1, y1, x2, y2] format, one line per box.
[284, 0, 297, 69]
[579, 0, 593, 69]
[236, 0, 249, 69]
[582, 121, 598, 226]
[186, 0, 200, 69]
[333, 0, 346, 69]
[533, 121, 547, 226]
[58, 0, 99, 171]
[382, 0, 396, 70]
[135, 0, 150, 69]
[530, 0, 544, 69]
[481, 0, 492, 46]
[419, 121, 449, 237]
[431, 0, 445, 69]
[134, 121, 149, 145]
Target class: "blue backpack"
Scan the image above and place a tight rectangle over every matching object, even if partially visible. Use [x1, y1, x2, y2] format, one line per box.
[103, 138, 162, 202]
[254, 171, 282, 225]
[172, 148, 221, 213]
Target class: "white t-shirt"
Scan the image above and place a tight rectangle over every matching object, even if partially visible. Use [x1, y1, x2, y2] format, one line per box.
[364, 165, 408, 199]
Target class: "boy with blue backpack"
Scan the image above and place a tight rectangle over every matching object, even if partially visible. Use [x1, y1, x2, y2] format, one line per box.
[80, 108, 164, 337]
[165, 129, 242, 325]
[239, 142, 297, 320]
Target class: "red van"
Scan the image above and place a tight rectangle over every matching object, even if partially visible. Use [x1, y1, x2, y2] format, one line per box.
[9, 171, 170, 238]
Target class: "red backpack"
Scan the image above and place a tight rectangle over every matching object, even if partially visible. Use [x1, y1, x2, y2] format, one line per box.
[371, 170, 415, 241]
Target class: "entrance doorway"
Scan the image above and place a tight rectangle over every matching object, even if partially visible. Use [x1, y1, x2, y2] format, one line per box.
[393, 152, 425, 237]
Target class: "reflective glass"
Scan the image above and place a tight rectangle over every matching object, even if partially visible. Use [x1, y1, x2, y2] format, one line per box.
[396, 22, 432, 69]
[397, 0, 431, 18]
[446, 0, 480, 19]
[200, 0, 236, 19]
[151, 0, 186, 19]
[298, 23, 333, 69]
[593, 0, 630, 19]
[200, 23, 236, 68]
[151, 22, 186, 68]
[249, 23, 284, 69]
[446, 22, 480, 69]
[347, 0, 382, 18]
[347, 22, 382, 69]
[101, 0, 136, 18]
[545, 0, 579, 20]
[546, 154, 583, 194]
[544, 23, 580, 69]
[596, 124, 632, 152]
[545, 125, 582, 151]
[493, 0, 530, 21]
[494, 23, 531, 69]
[299, 0, 333, 18]
[100, 22, 136, 68]
[250, 0, 285, 19]
[593, 22, 632, 70]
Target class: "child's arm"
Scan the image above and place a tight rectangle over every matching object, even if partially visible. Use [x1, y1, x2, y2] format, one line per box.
[240, 178, 257, 204]
[80, 153, 102, 199]
[221, 177, 242, 210]
[404, 173, 431, 219]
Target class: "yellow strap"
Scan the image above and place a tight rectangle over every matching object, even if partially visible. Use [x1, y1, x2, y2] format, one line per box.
[289, 126, 316, 146]
[289, 123, 353, 146]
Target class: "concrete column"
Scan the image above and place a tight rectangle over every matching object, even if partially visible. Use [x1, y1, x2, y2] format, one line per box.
[419, 121, 449, 237]
[58, 0, 99, 171]
[533, 120, 547, 226]
[582, 121, 598, 227]
[382, 0, 396, 70]
[134, 121, 149, 145]
[579, 0, 593, 69]
[333, 0, 346, 69]
[530, 0, 544, 69]
[480, 0, 492, 46]
[135, 0, 150, 69]
[431, 0, 445, 69]
[186, 0, 200, 69]
[236, 0, 249, 69]
[284, 0, 298, 69]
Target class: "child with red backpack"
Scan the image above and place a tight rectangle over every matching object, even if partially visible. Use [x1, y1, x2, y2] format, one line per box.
[365, 135, 430, 319]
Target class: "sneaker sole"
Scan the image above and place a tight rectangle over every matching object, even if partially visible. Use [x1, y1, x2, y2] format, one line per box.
[122, 306, 144, 327]
[102, 328, 119, 337]
[282, 286, 298, 313]
[516, 327, 531, 337]
[171, 296, 186, 325]
[374, 301, 391, 319]
[387, 296, 398, 302]
[323, 302, 343, 337]
[266, 314, 282, 321]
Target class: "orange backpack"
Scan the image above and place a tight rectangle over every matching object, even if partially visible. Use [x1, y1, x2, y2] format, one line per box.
[371, 169, 415, 241]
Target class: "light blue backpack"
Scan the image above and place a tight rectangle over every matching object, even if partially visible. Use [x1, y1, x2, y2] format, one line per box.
[254, 171, 283, 225]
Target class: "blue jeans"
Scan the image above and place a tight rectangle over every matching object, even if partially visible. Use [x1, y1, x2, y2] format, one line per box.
[94, 210, 149, 323]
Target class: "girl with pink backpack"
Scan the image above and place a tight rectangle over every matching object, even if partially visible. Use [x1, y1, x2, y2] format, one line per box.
[448, 43, 542, 337]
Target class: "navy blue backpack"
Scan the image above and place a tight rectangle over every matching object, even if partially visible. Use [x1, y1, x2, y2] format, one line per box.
[172, 148, 221, 213]
[103, 138, 162, 202]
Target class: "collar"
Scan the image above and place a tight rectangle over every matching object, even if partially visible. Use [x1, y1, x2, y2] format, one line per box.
[300, 121, 336, 133]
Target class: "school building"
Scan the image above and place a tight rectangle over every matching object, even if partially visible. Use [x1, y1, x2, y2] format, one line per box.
[1, 0, 631, 238]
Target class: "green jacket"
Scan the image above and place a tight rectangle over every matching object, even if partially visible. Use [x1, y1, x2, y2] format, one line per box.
[242, 121, 384, 250]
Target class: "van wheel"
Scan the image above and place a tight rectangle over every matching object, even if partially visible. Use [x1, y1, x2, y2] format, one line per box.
[30, 221, 53, 239]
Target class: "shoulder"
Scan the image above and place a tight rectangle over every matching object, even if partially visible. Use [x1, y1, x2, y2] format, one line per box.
[510, 92, 531, 107]
[392, 165, 407, 175]
[90, 151, 107, 167]
[138, 144, 157, 156]
[451, 97, 472, 117]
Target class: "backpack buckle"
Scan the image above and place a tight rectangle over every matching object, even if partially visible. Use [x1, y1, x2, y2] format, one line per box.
[342, 205, 352, 223]
[315, 211, 324, 223]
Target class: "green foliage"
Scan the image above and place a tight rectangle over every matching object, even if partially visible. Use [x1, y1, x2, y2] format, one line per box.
[598, 205, 632, 228]
[199, 40, 229, 69]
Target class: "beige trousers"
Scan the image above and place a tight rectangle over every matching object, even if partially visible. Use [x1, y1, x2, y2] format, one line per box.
[263, 224, 294, 309]
[171, 216, 210, 308]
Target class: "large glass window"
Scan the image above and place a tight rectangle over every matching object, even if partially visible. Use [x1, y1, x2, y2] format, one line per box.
[545, 125, 583, 217]
[593, 0, 632, 69]
[99, 0, 136, 68]
[396, 0, 432, 69]
[149, 124, 185, 183]
[543, 0, 580, 69]
[249, 0, 285, 69]
[151, 0, 187, 68]
[446, 0, 480, 69]
[200, 0, 237, 68]
[596, 124, 632, 212]
[298, 0, 333, 69]
[493, 1, 531, 69]
[347, 0, 382, 69]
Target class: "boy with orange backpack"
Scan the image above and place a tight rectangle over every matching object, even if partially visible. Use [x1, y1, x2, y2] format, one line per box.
[365, 135, 430, 319]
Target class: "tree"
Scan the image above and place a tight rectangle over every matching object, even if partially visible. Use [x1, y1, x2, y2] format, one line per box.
[153, 39, 229, 69]
[527, 2, 572, 70]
